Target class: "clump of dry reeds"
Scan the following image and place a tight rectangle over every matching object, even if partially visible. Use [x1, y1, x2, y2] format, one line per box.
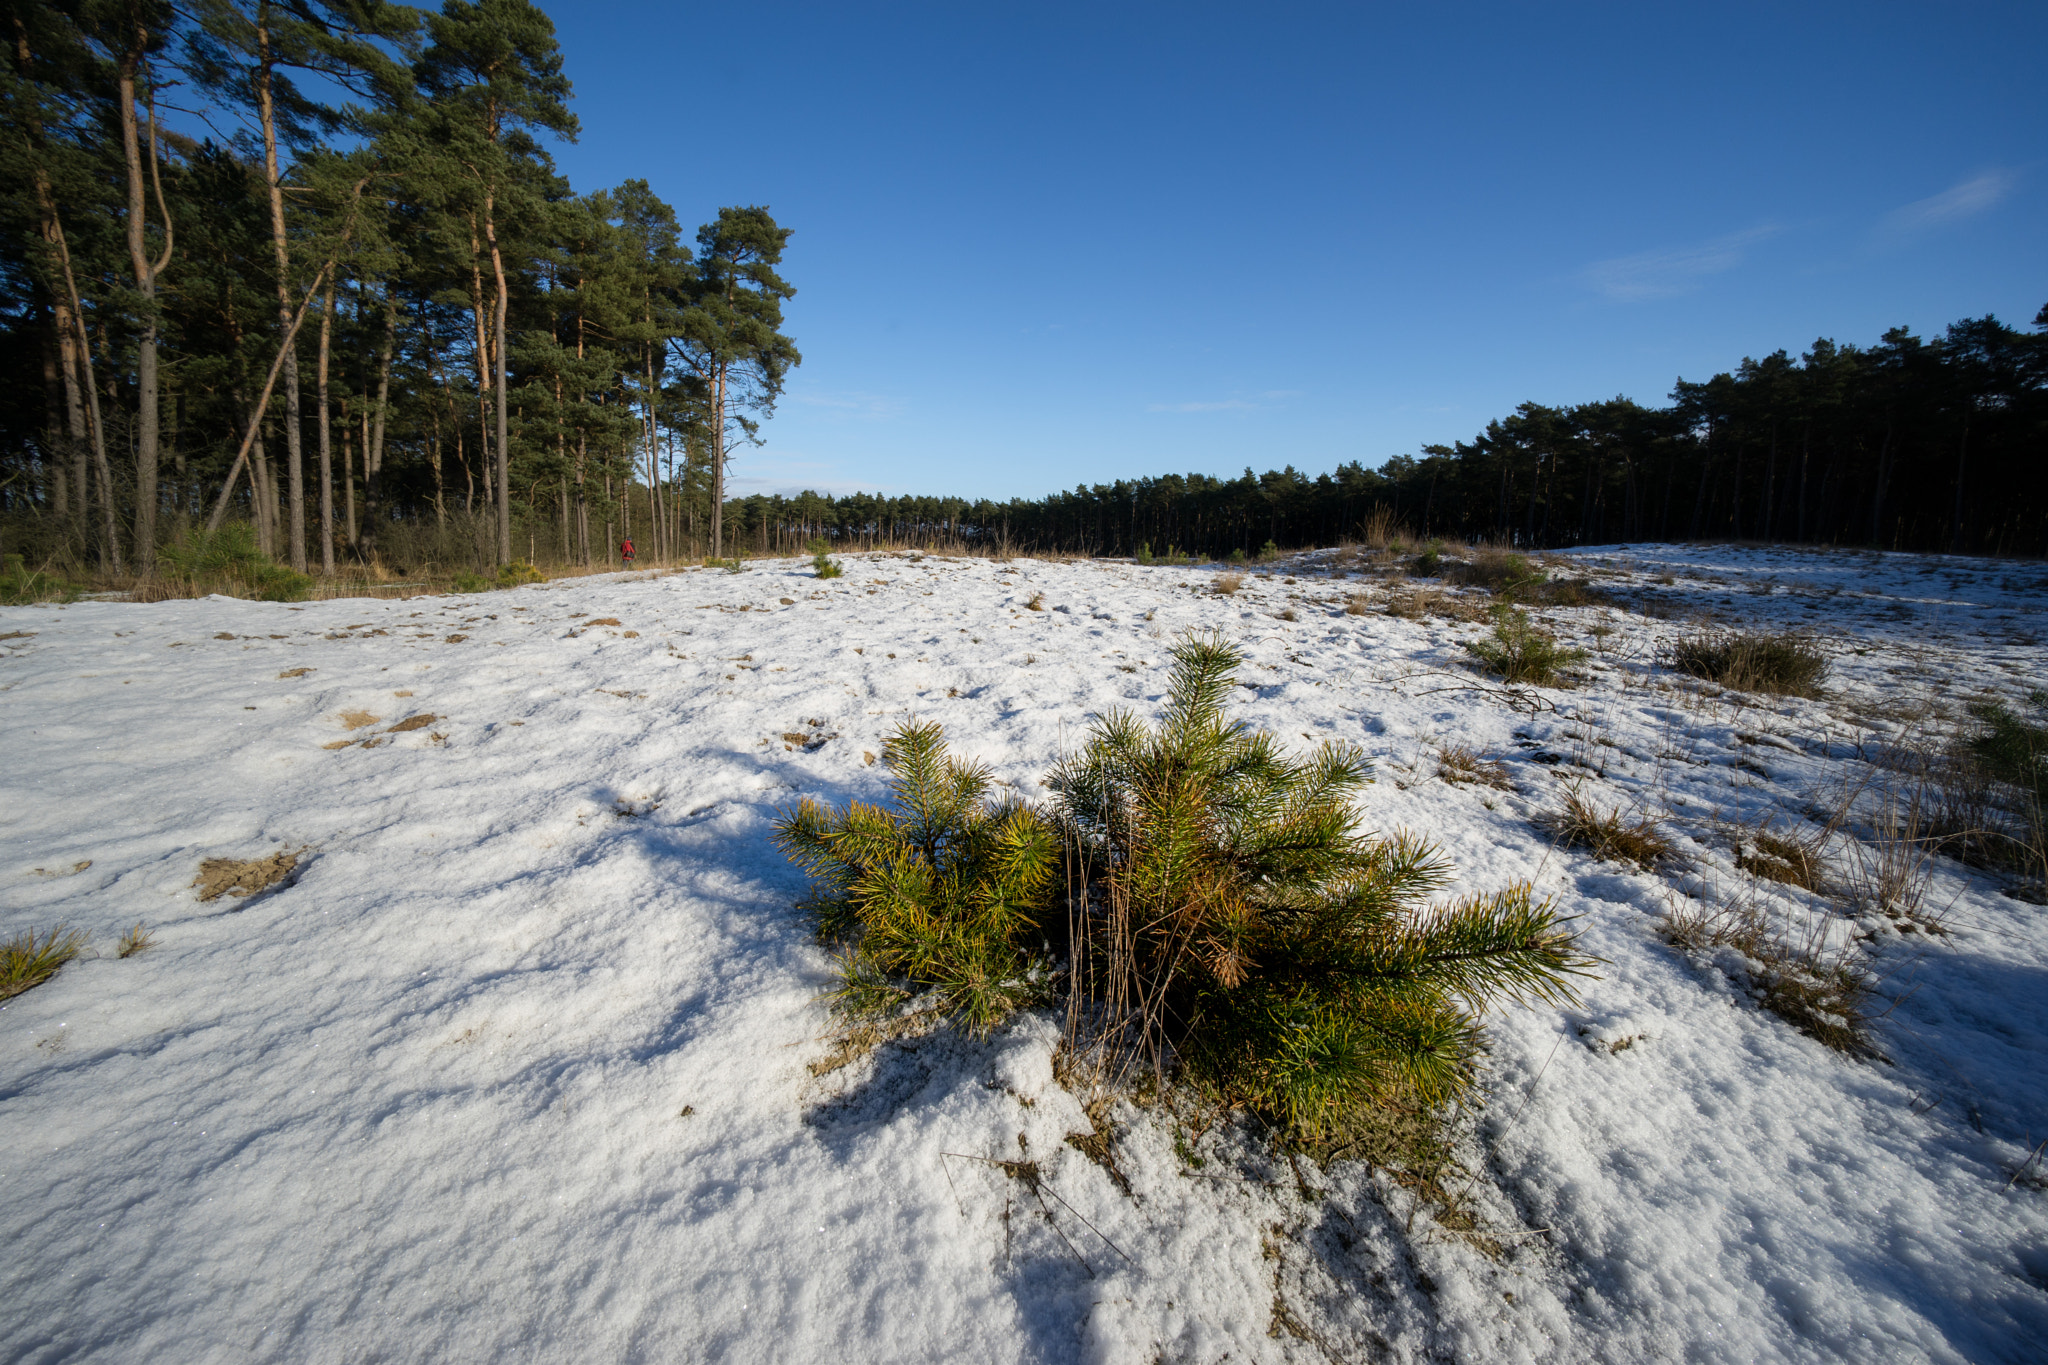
[1660, 892, 1878, 1057]
[1540, 790, 1669, 869]
[1666, 630, 1828, 697]
[1437, 743, 1514, 791]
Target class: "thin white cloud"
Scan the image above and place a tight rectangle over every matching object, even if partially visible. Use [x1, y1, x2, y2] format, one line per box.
[1879, 170, 2015, 239]
[1581, 225, 1780, 302]
[1147, 399, 1254, 413]
[791, 390, 905, 420]
[727, 456, 893, 498]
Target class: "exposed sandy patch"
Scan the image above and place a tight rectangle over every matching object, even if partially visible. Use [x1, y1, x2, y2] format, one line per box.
[193, 849, 301, 902]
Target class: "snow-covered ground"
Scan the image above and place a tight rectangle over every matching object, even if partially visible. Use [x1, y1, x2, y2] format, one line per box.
[3, 543, 2045, 1363]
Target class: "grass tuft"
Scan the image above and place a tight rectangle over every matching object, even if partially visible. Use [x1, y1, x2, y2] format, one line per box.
[1660, 895, 1877, 1057]
[1667, 630, 1828, 697]
[2, 925, 90, 1000]
[1, 553, 78, 604]
[1213, 572, 1244, 596]
[1437, 743, 1515, 791]
[1541, 790, 1669, 869]
[116, 923, 156, 958]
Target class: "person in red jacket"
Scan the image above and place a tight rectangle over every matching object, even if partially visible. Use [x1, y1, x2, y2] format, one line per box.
[620, 537, 635, 565]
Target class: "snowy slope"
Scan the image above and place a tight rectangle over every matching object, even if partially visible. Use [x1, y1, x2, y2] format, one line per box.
[2, 544, 2044, 1363]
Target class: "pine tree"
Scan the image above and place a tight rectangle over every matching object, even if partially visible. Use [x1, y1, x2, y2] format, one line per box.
[672, 206, 798, 559]
[1051, 631, 1592, 1137]
[773, 720, 1061, 1036]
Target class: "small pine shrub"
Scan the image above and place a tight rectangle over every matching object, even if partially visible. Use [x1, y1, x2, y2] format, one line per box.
[1, 553, 77, 604]
[1258, 539, 1279, 562]
[1667, 630, 1827, 697]
[158, 525, 312, 602]
[451, 571, 491, 593]
[773, 721, 1061, 1035]
[2, 924, 90, 1000]
[496, 560, 545, 586]
[1052, 632, 1591, 1138]
[1467, 605, 1587, 686]
[1135, 542, 1154, 565]
[1227, 548, 1247, 564]
[809, 538, 843, 579]
[1410, 541, 1444, 577]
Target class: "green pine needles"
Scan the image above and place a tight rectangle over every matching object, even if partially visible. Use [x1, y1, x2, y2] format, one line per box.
[1052, 631, 1591, 1137]
[772, 631, 1594, 1145]
[809, 538, 844, 579]
[773, 721, 1061, 1035]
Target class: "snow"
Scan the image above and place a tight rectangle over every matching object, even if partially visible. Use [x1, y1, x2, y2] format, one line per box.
[3, 543, 2045, 1363]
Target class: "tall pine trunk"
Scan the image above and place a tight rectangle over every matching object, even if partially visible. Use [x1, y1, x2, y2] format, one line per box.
[316, 281, 336, 574]
[254, 10, 308, 573]
[118, 40, 170, 574]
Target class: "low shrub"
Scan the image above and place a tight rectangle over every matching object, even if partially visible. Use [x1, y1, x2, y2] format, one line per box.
[809, 538, 844, 579]
[1, 553, 77, 605]
[1227, 548, 1247, 564]
[1258, 539, 1279, 562]
[773, 721, 1060, 1034]
[1666, 630, 1828, 697]
[2, 924, 90, 1000]
[1410, 541, 1444, 577]
[1467, 605, 1587, 686]
[1541, 790, 1669, 869]
[451, 571, 491, 593]
[1052, 632, 1592, 1139]
[496, 560, 545, 586]
[157, 524, 312, 602]
[1447, 546, 1534, 593]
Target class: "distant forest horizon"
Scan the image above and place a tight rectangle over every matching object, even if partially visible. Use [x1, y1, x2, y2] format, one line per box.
[747, 305, 2048, 563]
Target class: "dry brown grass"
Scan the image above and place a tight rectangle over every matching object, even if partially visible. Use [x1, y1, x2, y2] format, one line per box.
[1667, 630, 1829, 697]
[1213, 572, 1244, 596]
[193, 849, 301, 902]
[1436, 743, 1515, 790]
[1541, 791, 1670, 869]
[1738, 827, 1826, 891]
[1384, 584, 1486, 622]
[338, 709, 380, 731]
[116, 923, 156, 958]
[1660, 893, 1878, 1057]
[1342, 592, 1372, 615]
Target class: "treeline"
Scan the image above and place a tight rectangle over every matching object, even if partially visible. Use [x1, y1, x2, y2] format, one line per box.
[744, 309, 2045, 560]
[0, 0, 796, 577]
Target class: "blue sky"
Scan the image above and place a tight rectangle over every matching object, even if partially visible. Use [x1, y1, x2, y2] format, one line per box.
[540, 0, 2045, 501]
